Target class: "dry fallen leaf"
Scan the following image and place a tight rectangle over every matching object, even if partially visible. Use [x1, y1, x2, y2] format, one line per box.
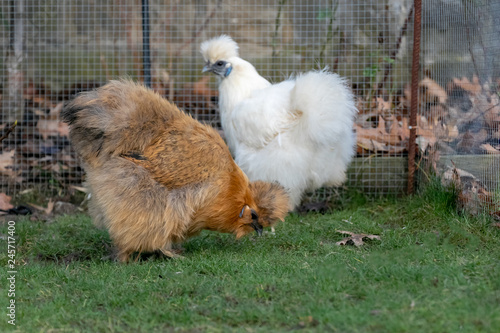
[403, 77, 447, 108]
[0, 149, 22, 181]
[420, 77, 448, 105]
[354, 116, 401, 146]
[37, 119, 70, 140]
[375, 97, 392, 114]
[452, 75, 482, 96]
[456, 130, 486, 154]
[0, 150, 15, 173]
[175, 76, 219, 113]
[335, 230, 381, 247]
[484, 92, 500, 136]
[443, 161, 497, 216]
[69, 185, 88, 193]
[29, 199, 54, 215]
[357, 137, 387, 152]
[36, 103, 70, 140]
[388, 115, 408, 142]
[480, 143, 500, 154]
[0, 193, 14, 211]
[192, 76, 218, 99]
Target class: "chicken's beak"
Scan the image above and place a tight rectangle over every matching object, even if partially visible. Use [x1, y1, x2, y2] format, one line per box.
[251, 220, 263, 236]
[202, 63, 212, 73]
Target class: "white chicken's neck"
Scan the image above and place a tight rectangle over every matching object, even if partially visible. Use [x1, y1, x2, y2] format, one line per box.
[218, 57, 270, 118]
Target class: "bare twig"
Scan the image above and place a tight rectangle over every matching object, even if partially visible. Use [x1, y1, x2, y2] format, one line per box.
[463, 100, 500, 126]
[465, 26, 486, 89]
[3, 0, 24, 121]
[271, 0, 288, 64]
[0, 121, 17, 143]
[167, 0, 222, 101]
[318, 0, 338, 67]
[463, 1, 489, 88]
[173, 0, 223, 58]
[376, 4, 414, 96]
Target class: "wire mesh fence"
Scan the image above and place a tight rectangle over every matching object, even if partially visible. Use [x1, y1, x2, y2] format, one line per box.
[0, 0, 498, 214]
[419, 0, 500, 215]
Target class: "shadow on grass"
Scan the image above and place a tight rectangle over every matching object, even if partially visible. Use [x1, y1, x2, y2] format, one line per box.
[26, 214, 265, 264]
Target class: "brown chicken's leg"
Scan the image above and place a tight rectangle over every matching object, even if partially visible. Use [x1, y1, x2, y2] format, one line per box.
[160, 247, 185, 259]
[117, 250, 132, 263]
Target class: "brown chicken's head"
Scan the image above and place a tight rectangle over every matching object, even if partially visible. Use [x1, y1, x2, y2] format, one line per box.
[233, 181, 289, 239]
[234, 204, 263, 239]
[250, 181, 290, 228]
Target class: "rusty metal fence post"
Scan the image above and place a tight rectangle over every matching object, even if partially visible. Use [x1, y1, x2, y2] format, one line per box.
[408, 0, 422, 195]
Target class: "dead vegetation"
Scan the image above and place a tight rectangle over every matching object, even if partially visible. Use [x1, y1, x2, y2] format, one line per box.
[355, 75, 500, 156]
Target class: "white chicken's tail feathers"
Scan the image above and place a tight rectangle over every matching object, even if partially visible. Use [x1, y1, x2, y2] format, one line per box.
[290, 70, 358, 146]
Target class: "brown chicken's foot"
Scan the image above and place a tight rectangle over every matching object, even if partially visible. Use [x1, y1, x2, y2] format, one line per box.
[99, 254, 116, 262]
[261, 226, 276, 236]
[134, 252, 143, 262]
[117, 251, 132, 263]
[297, 201, 331, 214]
[160, 248, 185, 259]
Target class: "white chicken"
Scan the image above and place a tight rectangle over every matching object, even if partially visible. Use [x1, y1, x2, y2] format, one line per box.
[201, 35, 358, 210]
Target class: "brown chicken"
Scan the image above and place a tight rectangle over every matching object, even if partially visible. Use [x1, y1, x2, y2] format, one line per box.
[62, 79, 289, 262]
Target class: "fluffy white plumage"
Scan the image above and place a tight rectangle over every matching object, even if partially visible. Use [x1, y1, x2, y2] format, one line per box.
[201, 35, 358, 209]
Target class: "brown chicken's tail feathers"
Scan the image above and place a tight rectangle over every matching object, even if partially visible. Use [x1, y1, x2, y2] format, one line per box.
[200, 35, 239, 64]
[249, 181, 290, 227]
[62, 79, 180, 164]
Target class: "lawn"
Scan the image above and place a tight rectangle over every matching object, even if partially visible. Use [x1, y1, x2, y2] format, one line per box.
[1, 183, 499, 332]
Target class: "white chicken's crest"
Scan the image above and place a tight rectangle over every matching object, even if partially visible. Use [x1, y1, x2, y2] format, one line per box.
[200, 35, 239, 63]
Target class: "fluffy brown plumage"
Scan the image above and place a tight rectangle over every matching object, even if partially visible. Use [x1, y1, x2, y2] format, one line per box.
[62, 79, 289, 262]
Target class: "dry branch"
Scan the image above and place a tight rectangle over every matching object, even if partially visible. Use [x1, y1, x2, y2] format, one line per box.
[0, 121, 17, 143]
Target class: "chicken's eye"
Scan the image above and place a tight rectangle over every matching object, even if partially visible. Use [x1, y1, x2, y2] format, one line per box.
[216, 61, 224, 66]
[251, 210, 258, 220]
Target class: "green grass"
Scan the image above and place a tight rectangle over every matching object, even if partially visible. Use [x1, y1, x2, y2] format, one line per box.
[1, 183, 499, 332]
